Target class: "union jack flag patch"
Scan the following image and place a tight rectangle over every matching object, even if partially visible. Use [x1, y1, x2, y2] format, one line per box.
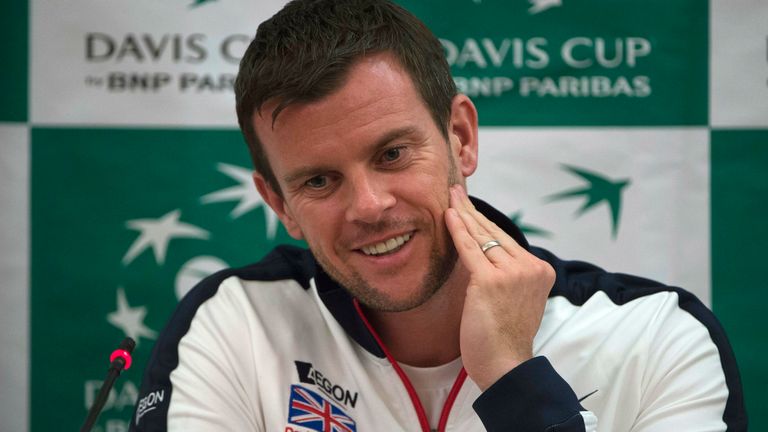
[287, 385, 357, 432]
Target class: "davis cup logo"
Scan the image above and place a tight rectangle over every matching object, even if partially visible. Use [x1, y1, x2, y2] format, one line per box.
[108, 162, 279, 346]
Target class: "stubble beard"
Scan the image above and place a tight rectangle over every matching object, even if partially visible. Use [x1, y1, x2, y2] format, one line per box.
[315, 233, 458, 313]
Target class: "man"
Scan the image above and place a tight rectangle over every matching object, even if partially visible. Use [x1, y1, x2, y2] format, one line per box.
[130, 1, 746, 431]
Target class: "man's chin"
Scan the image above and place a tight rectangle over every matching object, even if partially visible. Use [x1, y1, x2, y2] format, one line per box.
[352, 287, 438, 313]
[347, 259, 457, 313]
[314, 238, 458, 313]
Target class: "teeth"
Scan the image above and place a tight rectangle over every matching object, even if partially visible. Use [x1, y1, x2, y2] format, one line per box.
[361, 233, 412, 256]
[386, 238, 398, 250]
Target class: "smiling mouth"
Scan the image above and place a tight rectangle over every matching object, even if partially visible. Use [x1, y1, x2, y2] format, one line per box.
[360, 232, 413, 256]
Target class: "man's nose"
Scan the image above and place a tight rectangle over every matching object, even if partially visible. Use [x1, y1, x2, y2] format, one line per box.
[344, 172, 396, 224]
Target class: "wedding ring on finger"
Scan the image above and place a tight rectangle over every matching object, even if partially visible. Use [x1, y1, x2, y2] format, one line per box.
[480, 240, 502, 253]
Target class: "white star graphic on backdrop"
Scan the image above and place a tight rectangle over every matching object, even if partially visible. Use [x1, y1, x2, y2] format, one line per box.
[200, 163, 280, 240]
[122, 209, 209, 266]
[529, 0, 562, 14]
[107, 287, 157, 346]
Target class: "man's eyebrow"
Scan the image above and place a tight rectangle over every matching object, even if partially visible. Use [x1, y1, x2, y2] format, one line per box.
[372, 126, 421, 151]
[282, 126, 421, 184]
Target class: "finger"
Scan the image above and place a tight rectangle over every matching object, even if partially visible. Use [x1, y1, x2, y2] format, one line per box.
[454, 209, 510, 266]
[450, 186, 501, 248]
[457, 186, 524, 256]
[444, 207, 496, 272]
[452, 193, 493, 242]
[449, 189, 510, 266]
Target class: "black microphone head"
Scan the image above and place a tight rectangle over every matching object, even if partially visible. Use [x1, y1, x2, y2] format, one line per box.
[118, 337, 136, 354]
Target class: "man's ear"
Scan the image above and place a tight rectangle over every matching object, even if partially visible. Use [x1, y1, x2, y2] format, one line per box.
[448, 94, 479, 178]
[252, 172, 304, 240]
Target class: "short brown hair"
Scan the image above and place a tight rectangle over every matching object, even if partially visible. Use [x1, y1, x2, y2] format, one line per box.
[234, 0, 457, 194]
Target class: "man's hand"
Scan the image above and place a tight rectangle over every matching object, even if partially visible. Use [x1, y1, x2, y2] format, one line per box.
[444, 185, 556, 390]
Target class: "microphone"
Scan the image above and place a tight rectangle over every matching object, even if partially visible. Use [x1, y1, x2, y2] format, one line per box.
[80, 338, 136, 432]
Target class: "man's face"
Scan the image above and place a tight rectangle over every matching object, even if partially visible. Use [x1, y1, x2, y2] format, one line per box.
[252, 53, 477, 312]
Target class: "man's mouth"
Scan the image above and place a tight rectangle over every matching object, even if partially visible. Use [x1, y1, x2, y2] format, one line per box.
[360, 232, 413, 256]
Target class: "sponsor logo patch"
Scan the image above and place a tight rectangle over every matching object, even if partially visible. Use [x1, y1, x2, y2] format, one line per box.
[295, 361, 359, 408]
[135, 388, 168, 426]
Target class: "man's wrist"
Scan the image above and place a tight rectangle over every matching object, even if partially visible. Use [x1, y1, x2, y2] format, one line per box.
[470, 353, 533, 391]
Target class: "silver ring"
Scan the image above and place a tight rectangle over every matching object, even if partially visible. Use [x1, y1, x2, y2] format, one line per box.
[480, 240, 502, 253]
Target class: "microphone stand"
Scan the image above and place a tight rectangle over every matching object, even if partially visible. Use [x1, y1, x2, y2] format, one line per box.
[80, 338, 136, 432]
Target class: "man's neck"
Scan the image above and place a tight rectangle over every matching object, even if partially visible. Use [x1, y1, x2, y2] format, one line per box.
[365, 264, 470, 367]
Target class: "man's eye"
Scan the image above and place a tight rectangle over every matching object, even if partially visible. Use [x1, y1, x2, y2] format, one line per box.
[382, 147, 402, 162]
[305, 176, 327, 189]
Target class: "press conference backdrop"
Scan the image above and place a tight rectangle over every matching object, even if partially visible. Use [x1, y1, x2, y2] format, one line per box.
[1, 0, 766, 431]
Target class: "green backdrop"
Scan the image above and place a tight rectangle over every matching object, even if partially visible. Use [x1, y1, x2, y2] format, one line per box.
[0, 1, 765, 431]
